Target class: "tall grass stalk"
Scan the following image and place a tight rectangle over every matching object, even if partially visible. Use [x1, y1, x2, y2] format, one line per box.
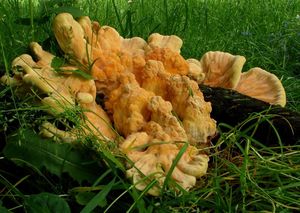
[29, 0, 34, 40]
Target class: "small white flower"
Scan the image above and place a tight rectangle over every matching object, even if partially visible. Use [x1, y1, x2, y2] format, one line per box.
[128, 0, 133, 3]
[296, 14, 300, 20]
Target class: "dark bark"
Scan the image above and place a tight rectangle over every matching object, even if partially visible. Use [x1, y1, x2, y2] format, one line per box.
[199, 85, 300, 146]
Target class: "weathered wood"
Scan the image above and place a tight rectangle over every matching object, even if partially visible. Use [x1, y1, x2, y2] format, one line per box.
[1, 84, 299, 146]
[199, 85, 300, 145]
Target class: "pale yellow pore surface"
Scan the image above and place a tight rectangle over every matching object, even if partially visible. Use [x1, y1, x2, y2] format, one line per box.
[200, 51, 246, 89]
[235, 67, 286, 107]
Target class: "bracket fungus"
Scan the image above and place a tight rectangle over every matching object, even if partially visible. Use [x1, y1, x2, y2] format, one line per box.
[199, 51, 246, 89]
[120, 132, 209, 196]
[197, 51, 286, 107]
[55, 13, 215, 194]
[1, 12, 288, 196]
[235, 67, 286, 107]
[3, 42, 116, 142]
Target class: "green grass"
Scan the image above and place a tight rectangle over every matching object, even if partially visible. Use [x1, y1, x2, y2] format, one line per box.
[1, 0, 300, 212]
[1, 0, 300, 109]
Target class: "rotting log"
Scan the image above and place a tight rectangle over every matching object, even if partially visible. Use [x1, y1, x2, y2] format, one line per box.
[1, 83, 299, 147]
[199, 85, 300, 146]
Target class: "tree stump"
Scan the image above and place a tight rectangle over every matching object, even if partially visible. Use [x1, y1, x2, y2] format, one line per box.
[199, 85, 300, 146]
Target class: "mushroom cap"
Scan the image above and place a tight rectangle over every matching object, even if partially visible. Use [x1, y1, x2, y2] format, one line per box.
[0, 75, 20, 86]
[12, 53, 57, 94]
[10, 41, 116, 141]
[78, 15, 122, 53]
[186, 58, 205, 83]
[235, 67, 286, 107]
[52, 13, 87, 61]
[145, 33, 188, 76]
[105, 76, 154, 136]
[121, 132, 209, 196]
[147, 33, 183, 53]
[119, 37, 147, 80]
[136, 60, 216, 145]
[30, 42, 55, 66]
[200, 51, 246, 89]
[121, 37, 147, 56]
[166, 75, 216, 145]
[145, 47, 189, 75]
[53, 13, 127, 95]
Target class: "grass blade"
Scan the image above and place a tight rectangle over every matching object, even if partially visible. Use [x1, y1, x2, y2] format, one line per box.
[161, 142, 189, 194]
[80, 178, 116, 213]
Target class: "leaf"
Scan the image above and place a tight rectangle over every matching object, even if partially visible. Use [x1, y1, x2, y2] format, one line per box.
[80, 178, 116, 213]
[51, 57, 93, 80]
[51, 56, 65, 69]
[75, 192, 96, 206]
[0, 206, 9, 213]
[102, 149, 126, 172]
[0, 201, 10, 213]
[24, 192, 70, 213]
[67, 69, 93, 80]
[3, 129, 102, 184]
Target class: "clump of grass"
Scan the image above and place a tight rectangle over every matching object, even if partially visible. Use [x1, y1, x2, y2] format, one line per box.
[207, 116, 300, 212]
[1, 0, 300, 212]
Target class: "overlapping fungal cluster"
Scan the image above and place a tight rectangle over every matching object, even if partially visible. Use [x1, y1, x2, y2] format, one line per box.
[51, 13, 217, 195]
[2, 42, 116, 142]
[1, 13, 286, 195]
[199, 51, 286, 107]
